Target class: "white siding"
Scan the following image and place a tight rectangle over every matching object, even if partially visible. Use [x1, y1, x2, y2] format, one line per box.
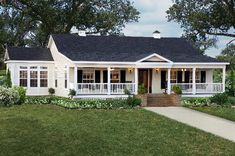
[7, 62, 54, 96]
[206, 69, 213, 83]
[49, 39, 74, 97]
[151, 70, 162, 93]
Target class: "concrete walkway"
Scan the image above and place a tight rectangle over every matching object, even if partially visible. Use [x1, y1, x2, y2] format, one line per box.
[145, 107, 235, 142]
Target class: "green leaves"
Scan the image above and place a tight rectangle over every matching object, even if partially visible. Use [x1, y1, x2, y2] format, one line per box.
[167, 0, 235, 52]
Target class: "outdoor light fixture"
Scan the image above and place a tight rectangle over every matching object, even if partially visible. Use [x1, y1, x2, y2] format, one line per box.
[128, 68, 133, 73]
[155, 68, 160, 73]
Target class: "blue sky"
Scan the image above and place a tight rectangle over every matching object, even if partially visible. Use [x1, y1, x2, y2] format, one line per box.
[122, 0, 232, 58]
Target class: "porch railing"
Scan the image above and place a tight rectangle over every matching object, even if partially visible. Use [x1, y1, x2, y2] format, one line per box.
[77, 83, 108, 94]
[77, 83, 135, 94]
[171, 83, 193, 93]
[111, 83, 135, 94]
[171, 83, 223, 94]
[196, 83, 223, 93]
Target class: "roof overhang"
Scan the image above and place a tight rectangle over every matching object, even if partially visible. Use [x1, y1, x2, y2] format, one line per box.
[4, 60, 54, 64]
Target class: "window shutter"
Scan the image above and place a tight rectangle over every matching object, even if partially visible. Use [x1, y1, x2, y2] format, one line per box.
[77, 70, 83, 83]
[120, 70, 126, 83]
[95, 70, 100, 83]
[201, 71, 206, 83]
[161, 71, 166, 89]
[103, 70, 107, 83]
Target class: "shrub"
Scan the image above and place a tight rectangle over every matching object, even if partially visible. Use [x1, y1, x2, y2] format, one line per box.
[0, 76, 6, 86]
[68, 89, 76, 98]
[48, 88, 55, 95]
[0, 70, 6, 76]
[5, 69, 12, 88]
[13, 86, 26, 105]
[138, 84, 146, 94]
[25, 96, 141, 109]
[209, 93, 229, 105]
[0, 86, 19, 107]
[172, 85, 182, 94]
[126, 96, 141, 107]
[124, 88, 131, 95]
[228, 96, 235, 105]
[182, 97, 210, 107]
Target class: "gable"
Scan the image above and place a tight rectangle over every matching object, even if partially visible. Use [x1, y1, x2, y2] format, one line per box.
[137, 53, 173, 63]
[143, 56, 167, 62]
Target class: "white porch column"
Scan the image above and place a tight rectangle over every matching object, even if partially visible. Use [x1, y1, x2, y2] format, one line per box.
[222, 66, 226, 92]
[107, 67, 111, 95]
[134, 68, 138, 95]
[167, 68, 171, 95]
[74, 66, 77, 90]
[192, 67, 196, 95]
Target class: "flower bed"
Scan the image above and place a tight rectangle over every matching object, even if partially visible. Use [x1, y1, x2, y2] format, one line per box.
[25, 96, 141, 109]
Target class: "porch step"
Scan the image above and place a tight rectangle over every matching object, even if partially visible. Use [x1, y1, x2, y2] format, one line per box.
[147, 94, 181, 107]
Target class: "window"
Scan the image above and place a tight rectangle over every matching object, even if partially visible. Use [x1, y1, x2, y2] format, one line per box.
[40, 71, 48, 87]
[55, 71, 57, 88]
[190, 71, 200, 83]
[40, 66, 47, 70]
[19, 71, 27, 87]
[65, 70, 68, 88]
[30, 71, 38, 87]
[82, 70, 94, 83]
[30, 66, 37, 69]
[111, 71, 120, 83]
[170, 71, 177, 83]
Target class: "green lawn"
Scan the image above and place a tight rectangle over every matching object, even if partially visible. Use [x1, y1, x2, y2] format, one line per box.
[0, 105, 235, 156]
[189, 106, 235, 122]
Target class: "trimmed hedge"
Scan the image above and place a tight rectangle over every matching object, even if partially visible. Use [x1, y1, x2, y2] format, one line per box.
[182, 97, 210, 107]
[25, 96, 141, 109]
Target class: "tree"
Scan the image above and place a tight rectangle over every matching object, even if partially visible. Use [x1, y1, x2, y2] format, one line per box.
[5, 69, 12, 88]
[0, 0, 140, 67]
[167, 0, 235, 53]
[217, 44, 235, 96]
[217, 44, 235, 70]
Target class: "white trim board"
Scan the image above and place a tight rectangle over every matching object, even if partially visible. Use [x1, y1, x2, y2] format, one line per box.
[136, 53, 173, 63]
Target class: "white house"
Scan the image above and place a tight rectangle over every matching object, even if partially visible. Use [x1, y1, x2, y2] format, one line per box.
[4, 32, 229, 98]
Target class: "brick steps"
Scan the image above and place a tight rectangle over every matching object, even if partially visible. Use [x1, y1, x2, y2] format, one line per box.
[146, 94, 181, 107]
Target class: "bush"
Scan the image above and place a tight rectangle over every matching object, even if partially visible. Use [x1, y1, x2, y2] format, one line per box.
[0, 76, 6, 86]
[68, 89, 76, 98]
[124, 88, 131, 95]
[0, 86, 19, 107]
[126, 96, 141, 107]
[25, 96, 141, 109]
[228, 96, 235, 105]
[172, 85, 182, 94]
[182, 97, 210, 107]
[138, 84, 146, 94]
[48, 88, 55, 95]
[209, 93, 229, 105]
[13, 86, 26, 105]
[0, 70, 6, 76]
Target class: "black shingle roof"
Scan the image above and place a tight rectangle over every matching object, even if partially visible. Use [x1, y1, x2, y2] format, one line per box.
[7, 47, 53, 61]
[52, 34, 221, 63]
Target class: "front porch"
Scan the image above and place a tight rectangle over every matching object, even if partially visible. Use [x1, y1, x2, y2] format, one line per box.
[67, 65, 225, 97]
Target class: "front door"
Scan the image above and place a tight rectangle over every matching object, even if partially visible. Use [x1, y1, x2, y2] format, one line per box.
[138, 69, 152, 93]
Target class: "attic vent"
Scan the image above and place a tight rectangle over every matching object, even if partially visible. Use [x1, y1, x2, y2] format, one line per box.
[153, 30, 161, 39]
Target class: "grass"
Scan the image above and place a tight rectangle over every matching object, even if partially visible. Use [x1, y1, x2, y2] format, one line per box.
[0, 105, 235, 156]
[189, 106, 235, 122]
